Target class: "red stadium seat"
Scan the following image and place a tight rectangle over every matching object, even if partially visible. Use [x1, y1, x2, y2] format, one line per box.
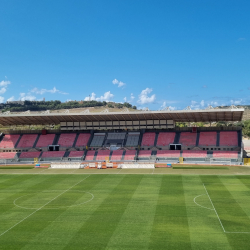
[156, 132, 175, 146]
[199, 132, 217, 146]
[138, 150, 152, 157]
[0, 135, 20, 149]
[17, 134, 38, 148]
[219, 132, 238, 146]
[19, 151, 41, 158]
[85, 151, 95, 161]
[213, 151, 238, 158]
[124, 150, 136, 160]
[58, 133, 76, 147]
[75, 133, 91, 147]
[141, 133, 155, 146]
[96, 150, 110, 161]
[156, 150, 181, 158]
[36, 134, 55, 148]
[41, 151, 65, 158]
[179, 132, 197, 146]
[0, 152, 16, 159]
[68, 151, 85, 157]
[111, 151, 123, 161]
[182, 150, 207, 158]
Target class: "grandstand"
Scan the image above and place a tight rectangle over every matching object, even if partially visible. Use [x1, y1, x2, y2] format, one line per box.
[0, 108, 245, 166]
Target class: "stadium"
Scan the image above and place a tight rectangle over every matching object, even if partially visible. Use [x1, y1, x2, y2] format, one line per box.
[1, 107, 250, 249]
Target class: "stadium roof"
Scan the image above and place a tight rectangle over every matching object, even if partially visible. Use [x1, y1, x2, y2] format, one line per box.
[0, 108, 244, 126]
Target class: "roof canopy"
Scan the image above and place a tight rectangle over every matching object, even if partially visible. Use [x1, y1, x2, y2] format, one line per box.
[0, 109, 244, 126]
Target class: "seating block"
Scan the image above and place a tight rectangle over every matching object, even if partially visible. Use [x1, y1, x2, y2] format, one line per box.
[213, 151, 238, 158]
[0, 135, 20, 149]
[219, 132, 238, 146]
[36, 134, 55, 147]
[156, 132, 175, 146]
[179, 132, 197, 146]
[182, 150, 207, 158]
[19, 152, 41, 158]
[0, 152, 16, 159]
[68, 151, 85, 158]
[124, 150, 136, 160]
[156, 150, 181, 158]
[141, 133, 155, 146]
[199, 132, 217, 146]
[41, 151, 65, 158]
[85, 151, 95, 161]
[111, 151, 123, 161]
[17, 134, 38, 148]
[58, 133, 76, 147]
[75, 133, 91, 147]
[138, 150, 152, 157]
[96, 150, 110, 161]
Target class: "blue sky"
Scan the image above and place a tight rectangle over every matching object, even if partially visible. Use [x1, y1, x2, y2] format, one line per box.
[0, 0, 249, 110]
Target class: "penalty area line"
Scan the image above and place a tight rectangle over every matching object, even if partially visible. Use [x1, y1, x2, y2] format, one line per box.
[0, 175, 90, 237]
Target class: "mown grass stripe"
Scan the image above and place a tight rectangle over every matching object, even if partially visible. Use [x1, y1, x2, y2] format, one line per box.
[0, 175, 104, 250]
[148, 175, 192, 250]
[20, 175, 125, 250]
[64, 175, 143, 250]
[105, 175, 162, 250]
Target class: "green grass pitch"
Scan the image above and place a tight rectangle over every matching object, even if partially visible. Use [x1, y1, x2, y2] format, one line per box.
[0, 173, 250, 249]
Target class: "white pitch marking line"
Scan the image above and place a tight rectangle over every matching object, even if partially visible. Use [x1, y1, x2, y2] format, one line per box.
[116, 168, 122, 174]
[193, 194, 214, 210]
[203, 183, 226, 233]
[0, 175, 90, 237]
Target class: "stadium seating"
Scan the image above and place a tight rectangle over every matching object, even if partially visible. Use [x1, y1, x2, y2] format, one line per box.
[0, 152, 16, 159]
[41, 151, 65, 158]
[85, 151, 95, 161]
[0, 134, 20, 149]
[213, 151, 239, 158]
[141, 133, 155, 146]
[75, 133, 91, 147]
[156, 150, 181, 158]
[19, 151, 41, 158]
[111, 150, 123, 161]
[125, 132, 140, 147]
[198, 132, 217, 146]
[36, 134, 55, 147]
[138, 150, 152, 158]
[58, 133, 76, 147]
[96, 150, 110, 161]
[182, 150, 207, 158]
[90, 133, 105, 147]
[156, 132, 175, 146]
[124, 150, 136, 160]
[219, 131, 238, 146]
[179, 132, 197, 146]
[17, 134, 38, 148]
[68, 151, 85, 158]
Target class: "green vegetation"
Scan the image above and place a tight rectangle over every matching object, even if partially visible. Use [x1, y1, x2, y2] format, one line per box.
[0, 173, 250, 249]
[0, 166, 34, 169]
[1, 100, 136, 112]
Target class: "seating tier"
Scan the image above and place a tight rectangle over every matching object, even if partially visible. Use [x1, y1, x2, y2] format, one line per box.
[17, 134, 38, 148]
[141, 133, 155, 146]
[219, 132, 238, 146]
[156, 132, 175, 146]
[0, 135, 20, 149]
[0, 152, 16, 159]
[41, 151, 65, 158]
[111, 150, 123, 161]
[182, 150, 207, 158]
[138, 150, 152, 157]
[124, 150, 136, 160]
[179, 132, 197, 146]
[199, 132, 217, 146]
[36, 134, 55, 148]
[68, 151, 85, 158]
[213, 151, 239, 158]
[75, 133, 91, 147]
[96, 150, 110, 161]
[58, 133, 76, 147]
[85, 151, 95, 161]
[19, 152, 41, 158]
[156, 150, 181, 158]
